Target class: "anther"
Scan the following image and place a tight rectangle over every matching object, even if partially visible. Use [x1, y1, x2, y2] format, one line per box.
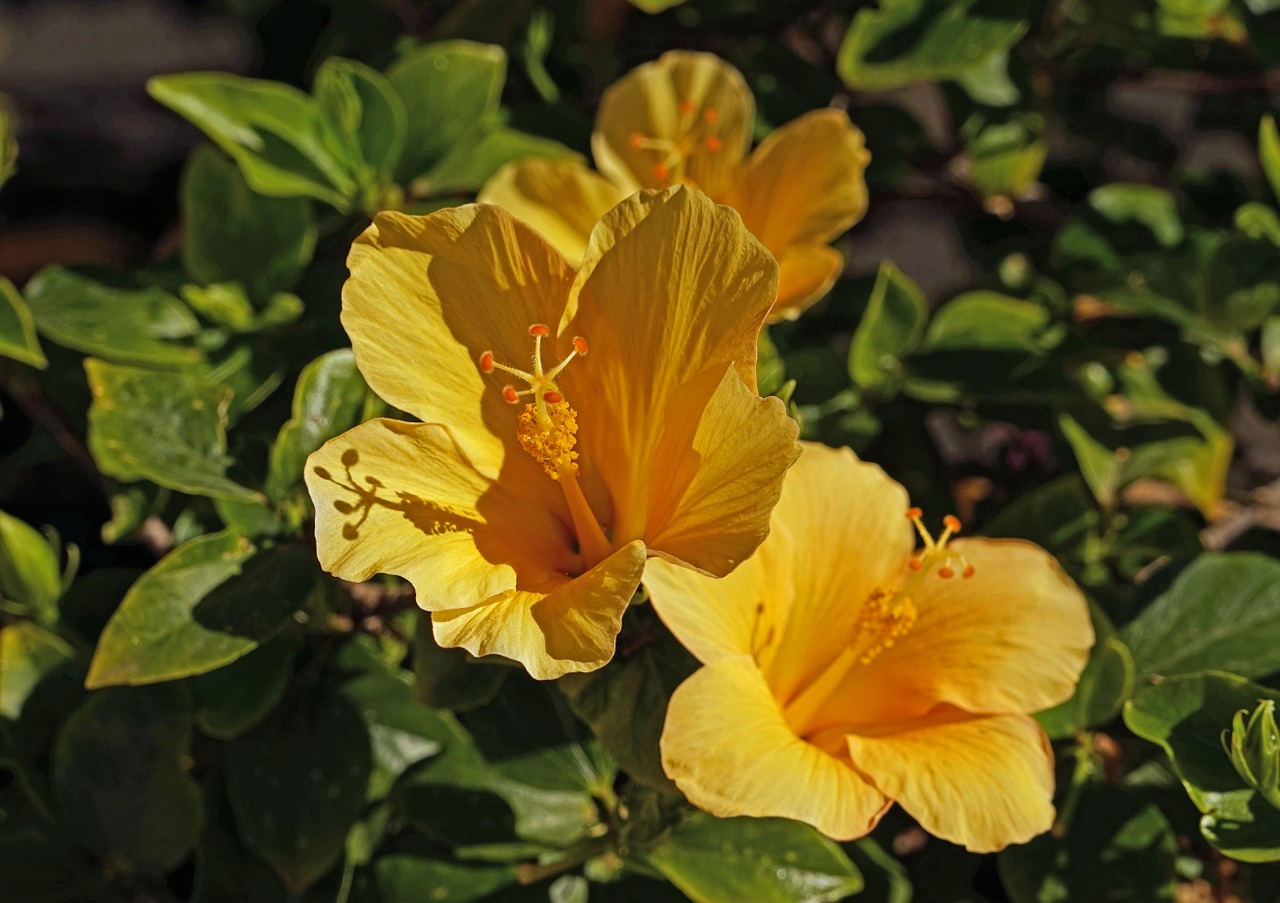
[943, 515, 962, 533]
[705, 136, 722, 153]
[479, 350, 494, 373]
[529, 324, 550, 337]
[628, 132, 644, 150]
[938, 566, 955, 579]
[653, 163, 670, 182]
[906, 507, 922, 519]
[703, 108, 719, 123]
[679, 100, 695, 114]
[908, 558, 923, 572]
[502, 386, 519, 404]
[962, 564, 976, 579]
[572, 336, 588, 355]
[543, 391, 564, 403]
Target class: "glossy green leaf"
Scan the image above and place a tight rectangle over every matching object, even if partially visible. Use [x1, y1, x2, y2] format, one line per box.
[24, 267, 201, 366]
[1121, 554, 1280, 681]
[86, 531, 314, 687]
[181, 146, 316, 303]
[51, 684, 203, 873]
[413, 616, 509, 712]
[1088, 184, 1184, 248]
[225, 687, 372, 892]
[266, 348, 369, 503]
[998, 786, 1176, 902]
[848, 261, 927, 395]
[837, 0, 1028, 91]
[192, 637, 298, 740]
[922, 291, 1061, 353]
[386, 41, 506, 182]
[1037, 634, 1135, 740]
[844, 839, 911, 903]
[644, 813, 863, 903]
[314, 57, 407, 181]
[413, 124, 580, 196]
[0, 276, 46, 367]
[148, 72, 355, 209]
[1200, 236, 1280, 331]
[1259, 115, 1280, 205]
[366, 855, 518, 903]
[85, 358, 260, 503]
[1235, 202, 1280, 247]
[0, 621, 73, 720]
[0, 509, 61, 625]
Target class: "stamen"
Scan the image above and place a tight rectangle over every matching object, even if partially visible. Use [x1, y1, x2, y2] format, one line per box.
[705, 136, 722, 153]
[904, 508, 976, 580]
[479, 350, 494, 373]
[529, 324, 550, 337]
[653, 163, 670, 183]
[702, 108, 718, 123]
[502, 386, 519, 404]
[678, 100, 695, 114]
[628, 132, 644, 150]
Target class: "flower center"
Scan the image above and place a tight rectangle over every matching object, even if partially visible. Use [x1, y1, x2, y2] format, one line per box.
[478, 324, 613, 569]
[905, 508, 975, 581]
[627, 99, 723, 187]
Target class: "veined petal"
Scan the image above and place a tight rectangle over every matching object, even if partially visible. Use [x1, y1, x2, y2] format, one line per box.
[764, 443, 913, 704]
[725, 108, 870, 253]
[305, 419, 577, 611]
[478, 159, 630, 267]
[643, 511, 795, 666]
[661, 656, 889, 841]
[560, 188, 790, 569]
[770, 245, 844, 323]
[593, 51, 753, 197]
[829, 539, 1093, 726]
[342, 205, 577, 479]
[846, 712, 1055, 852]
[431, 540, 646, 680]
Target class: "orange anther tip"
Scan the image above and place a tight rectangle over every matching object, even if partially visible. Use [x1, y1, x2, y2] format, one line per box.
[653, 164, 670, 182]
[908, 558, 923, 572]
[944, 514, 962, 532]
[501, 386, 519, 404]
[628, 132, 644, 150]
[705, 136, 722, 153]
[543, 390, 564, 403]
[906, 507, 922, 519]
[478, 350, 494, 373]
[703, 108, 719, 123]
[679, 100, 695, 114]
[962, 565, 976, 579]
[529, 324, 550, 337]
[572, 336, 588, 355]
[938, 567, 955, 579]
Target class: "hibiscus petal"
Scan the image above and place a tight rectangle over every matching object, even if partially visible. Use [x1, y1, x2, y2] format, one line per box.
[478, 159, 630, 267]
[832, 538, 1094, 724]
[593, 51, 753, 197]
[661, 655, 888, 840]
[305, 419, 577, 611]
[845, 712, 1056, 852]
[771, 244, 844, 322]
[725, 108, 870, 253]
[430, 540, 646, 680]
[342, 205, 577, 480]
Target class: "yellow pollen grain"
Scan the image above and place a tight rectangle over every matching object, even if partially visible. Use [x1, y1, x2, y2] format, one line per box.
[516, 400, 579, 479]
[850, 588, 917, 665]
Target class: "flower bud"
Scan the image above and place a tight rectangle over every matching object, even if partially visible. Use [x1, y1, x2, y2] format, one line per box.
[1225, 700, 1280, 809]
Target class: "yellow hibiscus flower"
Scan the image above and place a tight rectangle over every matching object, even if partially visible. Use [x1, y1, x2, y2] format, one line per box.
[644, 441, 1094, 852]
[479, 51, 870, 322]
[304, 187, 799, 680]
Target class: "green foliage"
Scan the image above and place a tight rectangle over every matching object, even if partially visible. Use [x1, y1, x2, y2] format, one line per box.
[7, 2, 1280, 900]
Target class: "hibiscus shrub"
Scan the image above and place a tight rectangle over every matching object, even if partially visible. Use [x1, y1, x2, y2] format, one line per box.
[4, 1, 1280, 901]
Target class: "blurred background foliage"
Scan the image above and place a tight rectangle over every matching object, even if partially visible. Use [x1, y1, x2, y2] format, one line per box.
[5, 0, 1280, 900]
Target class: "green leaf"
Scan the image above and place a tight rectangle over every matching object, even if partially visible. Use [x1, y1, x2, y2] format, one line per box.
[413, 616, 509, 712]
[629, 0, 688, 10]
[965, 119, 1046, 200]
[0, 276, 46, 367]
[86, 532, 314, 687]
[0, 621, 73, 720]
[386, 41, 506, 182]
[365, 854, 519, 903]
[181, 147, 317, 303]
[844, 839, 911, 903]
[1259, 115, 1280, 205]
[313, 57, 407, 182]
[0, 509, 62, 625]
[848, 261, 927, 396]
[266, 349, 369, 503]
[24, 267, 201, 366]
[51, 684, 203, 873]
[643, 813, 863, 903]
[0, 826, 108, 903]
[148, 72, 355, 209]
[998, 785, 1176, 902]
[225, 686, 372, 892]
[559, 627, 696, 791]
[1121, 554, 1280, 681]
[413, 124, 580, 196]
[1200, 236, 1280, 331]
[1037, 634, 1135, 740]
[85, 358, 260, 503]
[1235, 202, 1280, 247]
[922, 291, 1061, 353]
[837, 0, 1029, 91]
[1124, 671, 1280, 861]
[1088, 184, 1184, 248]
[191, 637, 298, 740]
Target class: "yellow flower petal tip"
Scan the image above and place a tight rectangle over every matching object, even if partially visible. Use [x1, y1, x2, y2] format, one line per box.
[480, 51, 870, 321]
[646, 440, 1094, 851]
[308, 187, 798, 680]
